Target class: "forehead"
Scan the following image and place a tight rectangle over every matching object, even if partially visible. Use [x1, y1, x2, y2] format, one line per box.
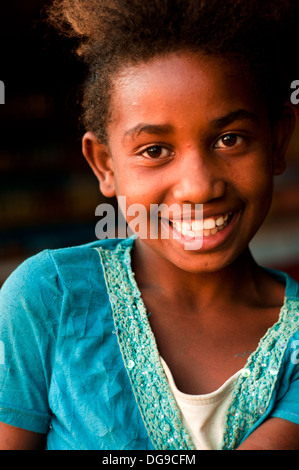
[108, 52, 267, 133]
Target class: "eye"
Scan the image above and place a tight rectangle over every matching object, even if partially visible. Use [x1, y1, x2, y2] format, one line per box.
[140, 145, 173, 159]
[214, 133, 243, 149]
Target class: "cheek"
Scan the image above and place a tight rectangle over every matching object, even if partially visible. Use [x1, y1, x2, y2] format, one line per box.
[236, 152, 274, 201]
[253, 167, 274, 202]
[113, 163, 164, 204]
[114, 171, 153, 224]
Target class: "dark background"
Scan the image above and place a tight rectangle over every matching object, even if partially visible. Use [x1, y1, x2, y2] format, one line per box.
[0, 0, 299, 285]
[0, 0, 110, 284]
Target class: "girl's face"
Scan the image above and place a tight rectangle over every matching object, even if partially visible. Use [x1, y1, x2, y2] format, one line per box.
[85, 52, 293, 273]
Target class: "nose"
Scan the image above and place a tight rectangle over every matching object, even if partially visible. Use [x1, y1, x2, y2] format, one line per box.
[172, 150, 226, 204]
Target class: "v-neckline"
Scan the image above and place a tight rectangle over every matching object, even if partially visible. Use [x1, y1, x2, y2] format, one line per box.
[95, 238, 299, 450]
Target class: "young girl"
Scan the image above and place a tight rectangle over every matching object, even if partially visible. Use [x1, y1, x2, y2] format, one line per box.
[0, 0, 299, 450]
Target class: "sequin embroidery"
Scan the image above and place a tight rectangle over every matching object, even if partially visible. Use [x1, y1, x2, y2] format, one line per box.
[95, 241, 299, 450]
[95, 243, 195, 450]
[221, 299, 299, 449]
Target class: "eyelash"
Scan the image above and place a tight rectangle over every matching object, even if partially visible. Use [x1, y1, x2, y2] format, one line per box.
[137, 133, 245, 160]
[138, 145, 174, 160]
[214, 133, 245, 149]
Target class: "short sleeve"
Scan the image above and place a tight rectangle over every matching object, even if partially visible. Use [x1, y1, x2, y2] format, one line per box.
[271, 334, 299, 425]
[0, 251, 60, 433]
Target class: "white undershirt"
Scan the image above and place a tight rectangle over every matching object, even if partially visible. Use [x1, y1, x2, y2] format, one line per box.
[161, 357, 241, 450]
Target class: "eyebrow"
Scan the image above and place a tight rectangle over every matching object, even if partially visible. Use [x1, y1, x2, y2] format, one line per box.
[124, 123, 175, 140]
[210, 109, 259, 128]
[123, 109, 259, 141]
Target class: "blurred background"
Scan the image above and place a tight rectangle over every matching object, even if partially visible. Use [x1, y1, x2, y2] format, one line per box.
[0, 0, 299, 286]
[0, 0, 111, 285]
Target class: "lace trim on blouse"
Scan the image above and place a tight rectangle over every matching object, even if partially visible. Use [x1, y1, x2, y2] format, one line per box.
[95, 240, 299, 450]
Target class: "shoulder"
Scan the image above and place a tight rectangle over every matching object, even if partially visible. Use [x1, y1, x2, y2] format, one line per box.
[222, 269, 299, 449]
[267, 269, 299, 418]
[270, 268, 299, 375]
[0, 237, 134, 324]
[1, 237, 133, 291]
[45, 237, 135, 292]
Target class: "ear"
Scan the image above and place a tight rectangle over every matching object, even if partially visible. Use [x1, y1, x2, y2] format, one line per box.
[82, 132, 116, 197]
[271, 105, 296, 175]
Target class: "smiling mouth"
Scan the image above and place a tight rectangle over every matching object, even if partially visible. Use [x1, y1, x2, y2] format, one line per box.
[168, 212, 234, 239]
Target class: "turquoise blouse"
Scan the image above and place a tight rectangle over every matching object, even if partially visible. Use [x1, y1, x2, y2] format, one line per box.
[0, 237, 299, 450]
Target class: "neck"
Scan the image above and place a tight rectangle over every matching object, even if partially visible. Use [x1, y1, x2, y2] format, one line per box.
[131, 240, 269, 310]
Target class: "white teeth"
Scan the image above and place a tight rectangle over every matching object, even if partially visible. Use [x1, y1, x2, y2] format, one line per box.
[186, 230, 196, 238]
[171, 212, 232, 238]
[203, 218, 216, 230]
[191, 220, 204, 231]
[181, 221, 191, 231]
[216, 216, 224, 226]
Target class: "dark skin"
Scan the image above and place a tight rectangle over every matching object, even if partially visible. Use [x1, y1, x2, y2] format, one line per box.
[0, 247, 298, 450]
[133, 245, 285, 395]
[1, 52, 298, 450]
[0, 423, 46, 450]
[131, 242, 299, 448]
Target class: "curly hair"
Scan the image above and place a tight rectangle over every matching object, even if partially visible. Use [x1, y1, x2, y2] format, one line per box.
[48, 0, 299, 143]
